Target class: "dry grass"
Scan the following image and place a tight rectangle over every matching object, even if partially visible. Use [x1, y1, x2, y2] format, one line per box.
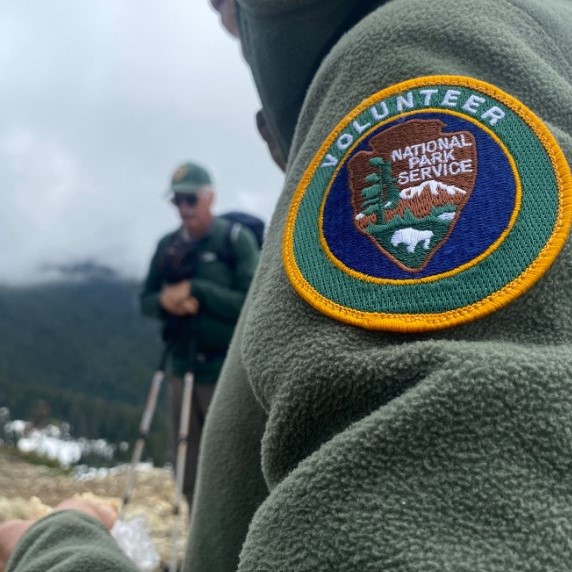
[0, 450, 188, 571]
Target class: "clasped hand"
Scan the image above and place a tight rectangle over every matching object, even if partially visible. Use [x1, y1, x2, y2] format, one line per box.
[159, 280, 200, 316]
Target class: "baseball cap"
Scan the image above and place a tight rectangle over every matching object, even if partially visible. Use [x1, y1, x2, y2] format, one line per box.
[169, 162, 213, 195]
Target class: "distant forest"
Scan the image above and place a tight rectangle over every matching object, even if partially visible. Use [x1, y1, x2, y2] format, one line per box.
[0, 264, 170, 465]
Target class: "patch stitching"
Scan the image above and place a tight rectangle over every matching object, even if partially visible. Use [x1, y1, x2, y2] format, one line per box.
[283, 75, 572, 332]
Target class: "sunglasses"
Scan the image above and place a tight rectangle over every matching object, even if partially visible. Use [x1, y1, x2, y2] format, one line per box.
[171, 193, 199, 207]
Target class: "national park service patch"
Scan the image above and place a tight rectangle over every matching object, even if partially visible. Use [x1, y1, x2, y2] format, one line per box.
[283, 76, 572, 332]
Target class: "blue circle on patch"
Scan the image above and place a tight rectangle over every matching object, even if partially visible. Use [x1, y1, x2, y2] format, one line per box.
[322, 112, 517, 279]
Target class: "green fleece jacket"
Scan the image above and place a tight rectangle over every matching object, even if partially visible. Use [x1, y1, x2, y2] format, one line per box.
[7, 0, 572, 571]
[139, 216, 259, 380]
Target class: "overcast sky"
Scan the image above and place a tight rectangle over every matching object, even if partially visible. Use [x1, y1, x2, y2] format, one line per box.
[0, 0, 284, 284]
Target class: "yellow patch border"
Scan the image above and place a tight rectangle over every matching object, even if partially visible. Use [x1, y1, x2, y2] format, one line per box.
[283, 75, 572, 332]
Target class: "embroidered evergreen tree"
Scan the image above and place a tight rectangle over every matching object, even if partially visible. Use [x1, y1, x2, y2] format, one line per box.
[374, 156, 400, 211]
[360, 156, 400, 225]
[360, 160, 382, 220]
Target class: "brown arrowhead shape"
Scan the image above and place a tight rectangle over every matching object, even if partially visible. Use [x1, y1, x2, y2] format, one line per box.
[348, 119, 477, 272]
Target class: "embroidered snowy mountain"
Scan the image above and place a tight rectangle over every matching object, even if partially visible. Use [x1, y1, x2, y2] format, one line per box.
[348, 119, 477, 272]
[401, 180, 466, 199]
[387, 180, 467, 220]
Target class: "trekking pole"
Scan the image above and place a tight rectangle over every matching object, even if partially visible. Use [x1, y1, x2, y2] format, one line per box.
[169, 318, 197, 572]
[120, 343, 170, 520]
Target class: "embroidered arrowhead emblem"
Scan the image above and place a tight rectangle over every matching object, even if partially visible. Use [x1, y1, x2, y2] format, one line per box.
[348, 119, 477, 271]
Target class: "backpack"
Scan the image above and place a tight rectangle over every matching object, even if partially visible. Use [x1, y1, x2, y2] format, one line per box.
[160, 212, 264, 282]
[220, 211, 265, 249]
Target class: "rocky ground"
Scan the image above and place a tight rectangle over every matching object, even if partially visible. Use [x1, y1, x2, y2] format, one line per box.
[0, 449, 188, 571]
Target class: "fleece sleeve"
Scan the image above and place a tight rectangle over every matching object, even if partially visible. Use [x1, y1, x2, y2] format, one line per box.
[217, 0, 572, 571]
[139, 239, 168, 321]
[184, 300, 269, 572]
[7, 511, 138, 572]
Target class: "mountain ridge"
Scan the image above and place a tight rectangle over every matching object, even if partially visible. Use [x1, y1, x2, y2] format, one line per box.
[0, 274, 168, 464]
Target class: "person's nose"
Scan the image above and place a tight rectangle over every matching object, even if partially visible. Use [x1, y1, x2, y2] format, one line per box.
[179, 202, 195, 214]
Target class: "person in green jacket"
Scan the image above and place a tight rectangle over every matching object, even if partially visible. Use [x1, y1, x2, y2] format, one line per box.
[2, 0, 572, 571]
[140, 160, 260, 507]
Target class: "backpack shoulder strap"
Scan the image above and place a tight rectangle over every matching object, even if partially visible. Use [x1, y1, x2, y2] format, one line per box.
[220, 219, 241, 269]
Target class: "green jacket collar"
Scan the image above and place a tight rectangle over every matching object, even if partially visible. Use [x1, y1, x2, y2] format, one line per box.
[237, 0, 387, 161]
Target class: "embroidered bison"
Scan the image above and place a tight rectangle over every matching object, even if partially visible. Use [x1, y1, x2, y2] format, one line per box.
[390, 228, 434, 253]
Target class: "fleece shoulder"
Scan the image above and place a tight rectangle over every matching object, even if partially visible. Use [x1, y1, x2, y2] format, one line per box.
[282, 0, 572, 332]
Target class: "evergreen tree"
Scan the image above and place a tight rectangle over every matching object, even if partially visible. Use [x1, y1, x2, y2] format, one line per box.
[360, 156, 399, 225]
[360, 160, 383, 220]
[0, 277, 168, 465]
[379, 158, 401, 208]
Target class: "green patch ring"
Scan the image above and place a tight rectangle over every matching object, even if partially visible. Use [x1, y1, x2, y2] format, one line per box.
[293, 84, 558, 314]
